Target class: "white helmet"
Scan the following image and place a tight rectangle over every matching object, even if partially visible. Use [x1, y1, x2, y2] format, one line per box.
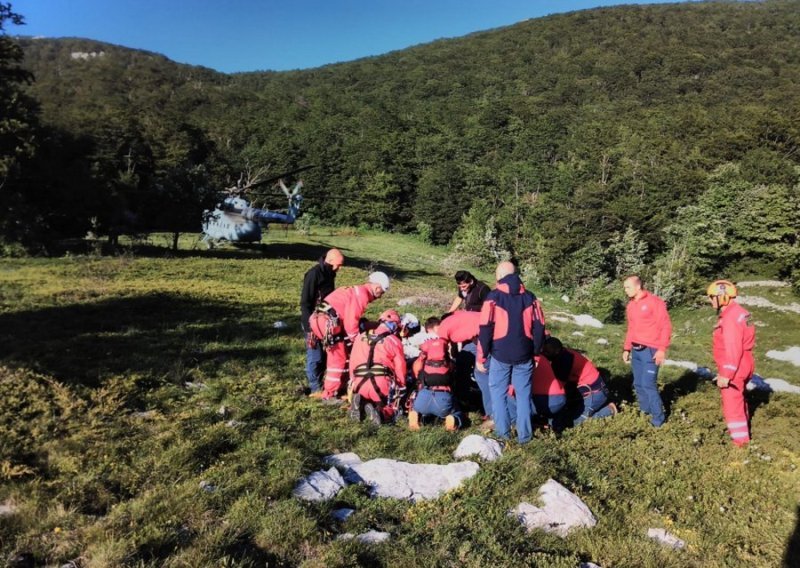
[368, 271, 390, 292]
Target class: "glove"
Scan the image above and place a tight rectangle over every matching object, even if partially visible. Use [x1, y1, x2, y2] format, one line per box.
[713, 375, 730, 388]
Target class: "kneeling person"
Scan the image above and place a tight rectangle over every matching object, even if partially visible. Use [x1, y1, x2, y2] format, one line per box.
[408, 318, 463, 432]
[349, 310, 407, 425]
[542, 337, 617, 428]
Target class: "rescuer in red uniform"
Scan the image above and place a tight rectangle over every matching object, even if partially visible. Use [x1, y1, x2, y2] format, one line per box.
[348, 309, 407, 425]
[308, 271, 390, 400]
[708, 280, 756, 447]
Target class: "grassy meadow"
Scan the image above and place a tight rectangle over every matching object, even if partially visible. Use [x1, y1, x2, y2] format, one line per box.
[1, 229, 799, 567]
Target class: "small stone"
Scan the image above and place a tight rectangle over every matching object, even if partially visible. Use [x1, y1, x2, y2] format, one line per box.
[218, 405, 228, 417]
[225, 420, 244, 428]
[571, 331, 585, 337]
[561, 295, 570, 303]
[453, 435, 504, 462]
[199, 480, 216, 492]
[511, 479, 597, 537]
[595, 338, 608, 345]
[273, 321, 289, 329]
[184, 381, 208, 390]
[760, 454, 772, 461]
[0, 501, 18, 517]
[647, 528, 686, 550]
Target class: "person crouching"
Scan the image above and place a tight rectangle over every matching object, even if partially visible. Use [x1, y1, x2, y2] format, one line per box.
[348, 310, 407, 425]
[408, 317, 463, 432]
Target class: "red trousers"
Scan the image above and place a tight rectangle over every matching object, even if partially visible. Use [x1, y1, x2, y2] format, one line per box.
[720, 355, 753, 446]
[323, 341, 349, 398]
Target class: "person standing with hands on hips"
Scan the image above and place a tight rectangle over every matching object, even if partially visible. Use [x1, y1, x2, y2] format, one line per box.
[622, 275, 671, 427]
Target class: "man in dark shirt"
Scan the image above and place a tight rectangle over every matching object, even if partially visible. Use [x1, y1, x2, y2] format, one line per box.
[300, 249, 344, 393]
[448, 270, 490, 313]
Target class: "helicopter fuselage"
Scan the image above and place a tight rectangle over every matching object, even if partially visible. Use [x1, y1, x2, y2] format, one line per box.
[202, 196, 297, 245]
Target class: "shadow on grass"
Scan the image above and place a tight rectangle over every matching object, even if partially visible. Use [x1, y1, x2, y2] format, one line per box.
[109, 240, 441, 281]
[661, 370, 706, 416]
[0, 293, 295, 388]
[786, 505, 800, 567]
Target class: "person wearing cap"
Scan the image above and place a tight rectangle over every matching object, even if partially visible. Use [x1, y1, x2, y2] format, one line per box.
[348, 309, 407, 425]
[448, 270, 490, 313]
[300, 249, 344, 394]
[622, 275, 671, 427]
[310, 271, 390, 400]
[707, 280, 756, 446]
[477, 261, 545, 444]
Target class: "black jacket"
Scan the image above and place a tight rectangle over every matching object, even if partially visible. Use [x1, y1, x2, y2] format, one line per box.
[300, 258, 337, 331]
[462, 280, 490, 312]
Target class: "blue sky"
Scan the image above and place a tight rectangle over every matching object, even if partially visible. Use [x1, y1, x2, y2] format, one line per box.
[12, 1, 687, 73]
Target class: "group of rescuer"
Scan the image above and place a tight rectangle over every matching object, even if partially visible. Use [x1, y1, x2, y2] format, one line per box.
[300, 249, 757, 447]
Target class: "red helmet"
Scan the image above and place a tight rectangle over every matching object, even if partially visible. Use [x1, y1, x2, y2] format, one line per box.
[379, 309, 401, 325]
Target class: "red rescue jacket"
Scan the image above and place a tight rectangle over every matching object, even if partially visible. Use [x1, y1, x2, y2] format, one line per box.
[349, 324, 407, 400]
[713, 300, 756, 381]
[624, 290, 672, 351]
[413, 337, 453, 388]
[438, 311, 481, 344]
[532, 356, 567, 397]
[323, 284, 376, 339]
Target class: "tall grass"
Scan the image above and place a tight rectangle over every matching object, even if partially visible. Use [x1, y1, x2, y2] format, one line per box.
[1, 231, 799, 567]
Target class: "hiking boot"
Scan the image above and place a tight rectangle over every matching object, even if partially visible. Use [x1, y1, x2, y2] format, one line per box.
[445, 415, 458, 432]
[479, 418, 495, 433]
[607, 402, 619, 416]
[363, 403, 382, 426]
[348, 393, 363, 422]
[308, 391, 325, 400]
[408, 410, 421, 431]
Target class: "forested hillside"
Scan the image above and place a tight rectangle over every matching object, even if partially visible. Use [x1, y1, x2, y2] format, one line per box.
[5, 0, 800, 300]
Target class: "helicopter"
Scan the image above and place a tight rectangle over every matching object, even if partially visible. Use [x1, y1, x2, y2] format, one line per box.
[201, 165, 315, 248]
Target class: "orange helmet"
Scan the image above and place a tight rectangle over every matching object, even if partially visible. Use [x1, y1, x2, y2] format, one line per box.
[706, 280, 738, 307]
[379, 309, 401, 325]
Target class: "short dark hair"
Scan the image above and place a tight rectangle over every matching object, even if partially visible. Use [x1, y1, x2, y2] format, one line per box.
[542, 336, 563, 359]
[424, 316, 441, 331]
[454, 271, 474, 284]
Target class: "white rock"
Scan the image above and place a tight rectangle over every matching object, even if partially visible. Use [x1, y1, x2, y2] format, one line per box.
[344, 458, 480, 502]
[324, 452, 363, 470]
[595, 338, 608, 345]
[511, 479, 597, 537]
[184, 381, 208, 390]
[293, 467, 346, 502]
[747, 377, 800, 395]
[453, 435, 504, 462]
[199, 480, 216, 492]
[647, 528, 686, 550]
[355, 530, 391, 544]
[573, 315, 604, 328]
[736, 280, 789, 288]
[561, 294, 570, 303]
[580, 563, 602, 568]
[663, 359, 699, 371]
[738, 296, 800, 315]
[225, 420, 244, 428]
[0, 502, 18, 517]
[766, 346, 800, 367]
[571, 331, 585, 337]
[273, 321, 289, 329]
[331, 508, 355, 521]
[337, 530, 391, 544]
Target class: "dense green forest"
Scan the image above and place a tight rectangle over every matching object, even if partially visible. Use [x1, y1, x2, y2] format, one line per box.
[2, 0, 799, 302]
